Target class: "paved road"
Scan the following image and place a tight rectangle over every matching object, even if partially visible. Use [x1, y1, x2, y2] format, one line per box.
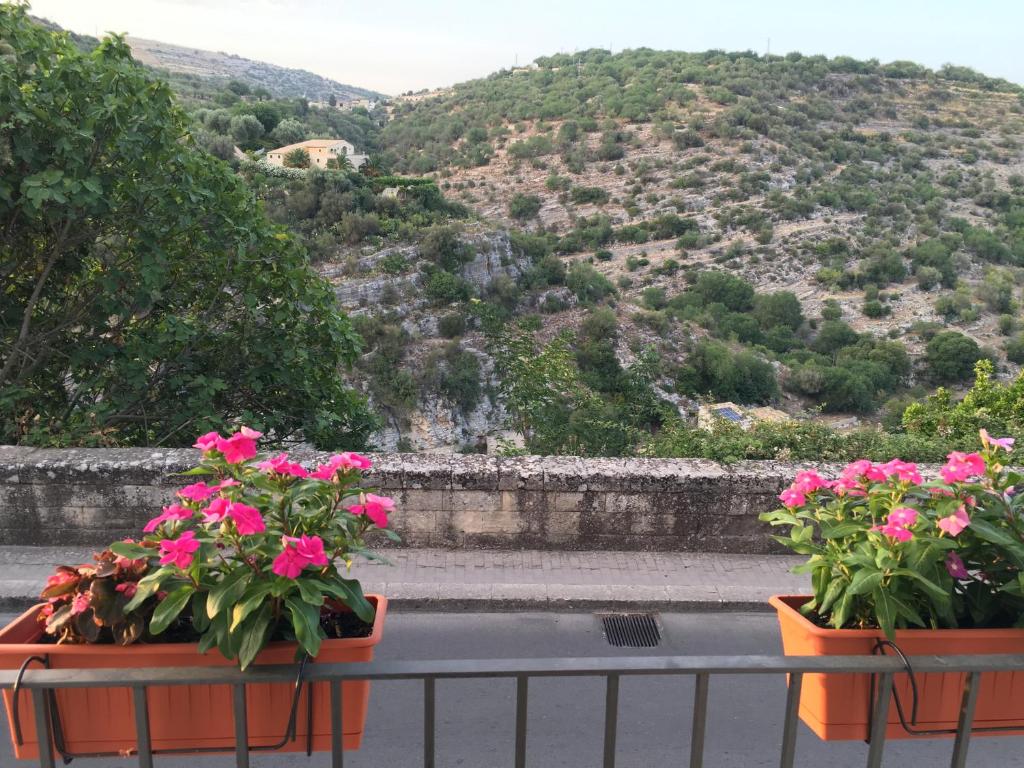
[0, 546, 809, 611]
[0, 611, 1019, 767]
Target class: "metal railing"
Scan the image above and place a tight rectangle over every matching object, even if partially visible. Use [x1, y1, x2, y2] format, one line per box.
[3, 653, 1024, 768]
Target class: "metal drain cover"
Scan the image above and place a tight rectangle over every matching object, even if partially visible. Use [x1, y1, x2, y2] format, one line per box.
[600, 613, 661, 647]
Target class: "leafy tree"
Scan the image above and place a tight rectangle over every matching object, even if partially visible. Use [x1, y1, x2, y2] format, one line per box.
[566, 263, 615, 303]
[509, 193, 542, 220]
[283, 148, 311, 168]
[753, 291, 804, 331]
[675, 340, 778, 404]
[685, 271, 754, 312]
[925, 331, 983, 383]
[229, 113, 264, 144]
[812, 321, 859, 357]
[270, 118, 307, 146]
[0, 8, 374, 448]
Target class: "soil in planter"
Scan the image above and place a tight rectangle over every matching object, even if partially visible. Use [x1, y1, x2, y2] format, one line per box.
[37, 607, 373, 646]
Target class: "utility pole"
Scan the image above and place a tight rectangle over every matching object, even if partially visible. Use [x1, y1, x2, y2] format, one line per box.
[766, 37, 771, 56]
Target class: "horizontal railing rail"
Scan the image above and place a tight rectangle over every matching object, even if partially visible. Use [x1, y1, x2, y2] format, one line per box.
[3, 653, 1023, 768]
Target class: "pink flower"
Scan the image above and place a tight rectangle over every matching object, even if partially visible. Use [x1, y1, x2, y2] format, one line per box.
[178, 481, 217, 502]
[115, 582, 138, 598]
[347, 493, 395, 527]
[888, 507, 918, 528]
[44, 571, 77, 591]
[143, 503, 193, 533]
[215, 427, 262, 464]
[880, 459, 922, 485]
[980, 429, 1015, 452]
[929, 487, 956, 498]
[215, 478, 240, 490]
[158, 530, 200, 570]
[941, 452, 986, 484]
[257, 452, 309, 478]
[937, 505, 971, 536]
[871, 507, 917, 542]
[311, 452, 372, 480]
[871, 522, 913, 542]
[294, 534, 329, 566]
[70, 593, 90, 616]
[194, 431, 221, 451]
[842, 460, 887, 483]
[201, 496, 231, 524]
[228, 502, 266, 535]
[272, 534, 330, 579]
[792, 471, 828, 494]
[946, 551, 969, 580]
[778, 487, 806, 508]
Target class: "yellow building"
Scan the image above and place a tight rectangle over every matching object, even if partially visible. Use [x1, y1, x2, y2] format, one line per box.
[265, 138, 367, 170]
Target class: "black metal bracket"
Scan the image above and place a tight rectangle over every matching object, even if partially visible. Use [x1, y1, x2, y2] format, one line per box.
[11, 652, 317, 762]
[868, 638, 1024, 738]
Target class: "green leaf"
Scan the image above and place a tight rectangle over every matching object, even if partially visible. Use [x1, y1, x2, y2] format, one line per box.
[230, 583, 274, 631]
[286, 596, 324, 658]
[296, 578, 326, 607]
[191, 591, 210, 633]
[124, 567, 176, 612]
[150, 585, 195, 636]
[109, 542, 152, 560]
[317, 577, 375, 624]
[207, 569, 251, 619]
[818, 577, 846, 615]
[872, 587, 897, 640]
[847, 569, 883, 596]
[236, 603, 273, 670]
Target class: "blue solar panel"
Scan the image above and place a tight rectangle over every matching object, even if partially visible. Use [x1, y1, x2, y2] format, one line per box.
[715, 407, 744, 422]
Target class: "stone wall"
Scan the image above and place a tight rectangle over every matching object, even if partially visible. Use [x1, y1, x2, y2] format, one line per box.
[0, 447, 825, 553]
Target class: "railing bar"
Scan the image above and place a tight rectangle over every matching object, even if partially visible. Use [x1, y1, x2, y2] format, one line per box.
[950, 671, 981, 768]
[689, 672, 709, 768]
[6, 654, 1024, 687]
[232, 684, 250, 768]
[424, 677, 435, 768]
[31, 688, 54, 768]
[778, 672, 802, 768]
[865, 672, 893, 768]
[515, 675, 528, 768]
[603, 674, 619, 768]
[132, 685, 153, 768]
[330, 680, 344, 768]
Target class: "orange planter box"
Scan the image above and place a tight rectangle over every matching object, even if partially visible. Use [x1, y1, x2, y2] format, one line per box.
[770, 595, 1024, 740]
[0, 595, 386, 760]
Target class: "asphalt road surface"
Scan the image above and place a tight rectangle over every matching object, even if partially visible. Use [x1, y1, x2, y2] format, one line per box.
[0, 611, 1019, 767]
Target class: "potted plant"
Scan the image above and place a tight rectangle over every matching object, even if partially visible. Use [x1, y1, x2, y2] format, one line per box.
[762, 430, 1024, 740]
[0, 428, 397, 760]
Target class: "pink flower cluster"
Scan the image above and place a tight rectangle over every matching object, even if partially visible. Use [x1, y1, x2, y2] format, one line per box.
[194, 427, 263, 464]
[311, 452, 372, 480]
[871, 507, 918, 542]
[347, 493, 395, 527]
[940, 452, 986, 484]
[272, 534, 329, 579]
[159, 530, 200, 570]
[257, 453, 309, 478]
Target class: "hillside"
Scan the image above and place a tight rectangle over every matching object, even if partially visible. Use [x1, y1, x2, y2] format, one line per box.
[126, 36, 383, 103]
[308, 49, 1024, 451]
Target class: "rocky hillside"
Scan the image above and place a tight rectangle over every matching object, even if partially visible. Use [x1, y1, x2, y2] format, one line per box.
[126, 36, 382, 102]
[318, 50, 1024, 451]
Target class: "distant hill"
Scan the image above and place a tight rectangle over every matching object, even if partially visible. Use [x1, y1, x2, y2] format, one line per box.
[125, 36, 384, 102]
[28, 16, 382, 103]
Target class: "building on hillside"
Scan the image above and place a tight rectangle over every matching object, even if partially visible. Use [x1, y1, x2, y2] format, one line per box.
[265, 138, 368, 170]
[697, 402, 790, 431]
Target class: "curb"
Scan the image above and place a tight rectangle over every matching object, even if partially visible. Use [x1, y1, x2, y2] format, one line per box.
[0, 592, 777, 614]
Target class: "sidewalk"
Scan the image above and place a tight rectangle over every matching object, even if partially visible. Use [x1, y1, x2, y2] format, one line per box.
[0, 546, 808, 612]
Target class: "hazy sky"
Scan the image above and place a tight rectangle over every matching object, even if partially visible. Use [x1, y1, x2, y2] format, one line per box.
[28, 0, 1024, 95]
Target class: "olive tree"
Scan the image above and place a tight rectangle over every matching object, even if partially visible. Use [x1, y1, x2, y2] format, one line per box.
[0, 8, 375, 448]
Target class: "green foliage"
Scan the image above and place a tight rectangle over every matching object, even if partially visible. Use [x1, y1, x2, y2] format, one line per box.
[566, 262, 616, 303]
[283, 147, 310, 168]
[753, 291, 804, 331]
[675, 340, 778, 404]
[903, 361, 1024, 455]
[570, 186, 610, 205]
[425, 269, 471, 305]
[438, 313, 466, 338]
[0, 8, 374, 449]
[925, 331, 983, 383]
[509, 193, 542, 220]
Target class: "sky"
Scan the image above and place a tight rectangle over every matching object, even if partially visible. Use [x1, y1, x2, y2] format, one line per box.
[27, 0, 1024, 95]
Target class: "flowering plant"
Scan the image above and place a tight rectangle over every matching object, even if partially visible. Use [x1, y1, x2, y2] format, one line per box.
[42, 428, 397, 668]
[761, 430, 1023, 639]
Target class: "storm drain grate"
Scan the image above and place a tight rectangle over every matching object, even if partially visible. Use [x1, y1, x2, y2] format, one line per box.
[600, 613, 662, 648]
